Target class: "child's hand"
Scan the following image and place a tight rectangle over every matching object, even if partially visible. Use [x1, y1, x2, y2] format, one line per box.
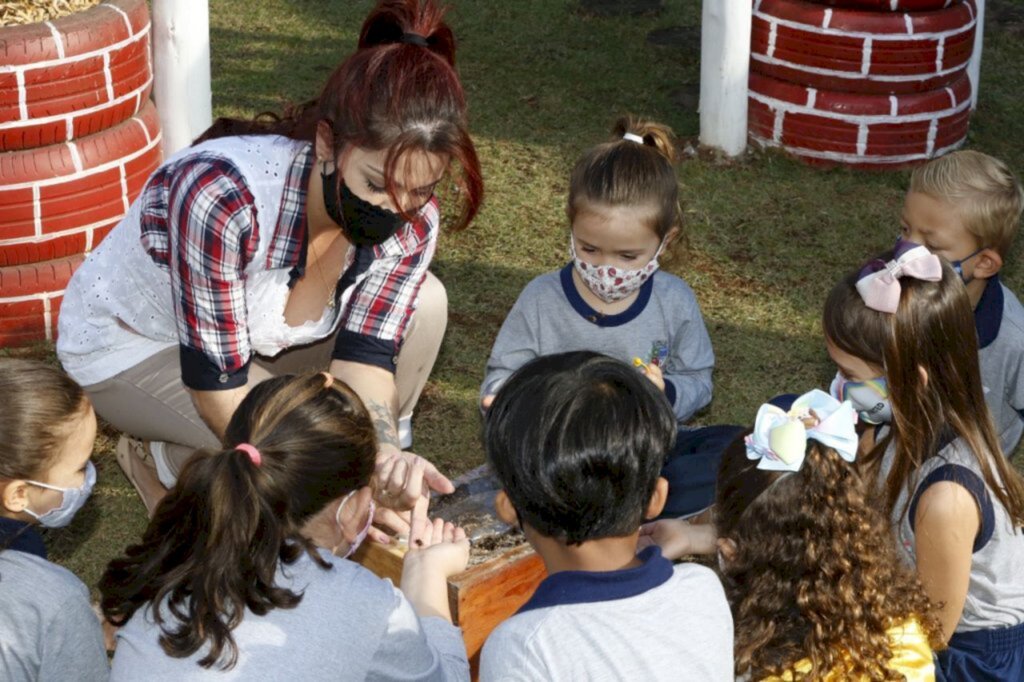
[405, 517, 470, 578]
[639, 519, 717, 560]
[634, 360, 665, 392]
[400, 503, 470, 623]
[481, 394, 495, 410]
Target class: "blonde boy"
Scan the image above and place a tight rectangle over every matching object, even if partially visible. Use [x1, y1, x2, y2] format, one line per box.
[901, 150, 1024, 455]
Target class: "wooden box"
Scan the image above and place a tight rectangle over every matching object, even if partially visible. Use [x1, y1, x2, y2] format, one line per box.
[353, 467, 547, 677]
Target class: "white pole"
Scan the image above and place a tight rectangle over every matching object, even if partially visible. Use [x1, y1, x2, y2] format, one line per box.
[152, 0, 213, 155]
[967, 0, 984, 110]
[699, 0, 752, 156]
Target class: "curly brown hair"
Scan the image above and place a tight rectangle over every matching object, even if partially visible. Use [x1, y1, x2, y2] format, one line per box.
[716, 433, 944, 680]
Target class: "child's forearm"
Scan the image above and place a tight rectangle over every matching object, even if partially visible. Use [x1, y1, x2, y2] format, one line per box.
[664, 372, 713, 421]
[401, 564, 454, 623]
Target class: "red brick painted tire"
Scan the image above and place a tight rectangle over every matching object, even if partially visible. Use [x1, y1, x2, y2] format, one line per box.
[0, 252, 83, 344]
[751, 0, 976, 94]
[0, 100, 160, 267]
[807, 0, 955, 11]
[748, 69, 972, 168]
[0, 0, 152, 152]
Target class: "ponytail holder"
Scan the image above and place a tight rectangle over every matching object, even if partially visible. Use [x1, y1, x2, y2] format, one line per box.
[622, 132, 645, 144]
[855, 240, 943, 314]
[321, 371, 335, 389]
[399, 32, 430, 47]
[236, 443, 262, 467]
[744, 389, 858, 472]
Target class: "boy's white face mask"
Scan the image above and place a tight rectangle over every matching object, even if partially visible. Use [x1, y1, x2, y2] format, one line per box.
[570, 235, 663, 303]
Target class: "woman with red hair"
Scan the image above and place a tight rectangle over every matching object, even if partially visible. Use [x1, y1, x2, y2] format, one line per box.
[56, 0, 482, 527]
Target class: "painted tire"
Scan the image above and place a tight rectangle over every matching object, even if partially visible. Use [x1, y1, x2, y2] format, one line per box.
[0, 0, 152, 152]
[748, 69, 972, 168]
[0, 100, 161, 267]
[807, 0, 955, 11]
[0, 252, 83, 345]
[751, 0, 976, 94]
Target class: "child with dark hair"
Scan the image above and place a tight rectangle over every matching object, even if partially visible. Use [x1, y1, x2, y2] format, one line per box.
[0, 359, 108, 681]
[822, 242, 1024, 678]
[479, 351, 733, 681]
[481, 117, 734, 520]
[101, 372, 471, 680]
[645, 390, 942, 680]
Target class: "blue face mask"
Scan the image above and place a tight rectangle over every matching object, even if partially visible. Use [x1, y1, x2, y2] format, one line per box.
[24, 461, 96, 528]
[950, 247, 983, 283]
[895, 235, 983, 284]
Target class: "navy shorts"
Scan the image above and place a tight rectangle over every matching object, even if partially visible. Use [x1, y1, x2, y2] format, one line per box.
[658, 424, 744, 519]
[936, 620, 1024, 682]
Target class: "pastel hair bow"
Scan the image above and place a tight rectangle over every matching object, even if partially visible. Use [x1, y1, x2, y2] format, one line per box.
[745, 389, 859, 472]
[855, 240, 943, 313]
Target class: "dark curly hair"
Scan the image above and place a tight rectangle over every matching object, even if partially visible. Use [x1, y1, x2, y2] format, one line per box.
[716, 433, 944, 680]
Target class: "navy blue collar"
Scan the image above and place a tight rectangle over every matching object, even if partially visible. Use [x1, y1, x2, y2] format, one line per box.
[517, 546, 674, 614]
[559, 263, 654, 328]
[975, 275, 1003, 350]
[0, 517, 46, 559]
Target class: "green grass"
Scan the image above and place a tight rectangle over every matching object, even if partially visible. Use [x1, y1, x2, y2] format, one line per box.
[8, 0, 1024, 592]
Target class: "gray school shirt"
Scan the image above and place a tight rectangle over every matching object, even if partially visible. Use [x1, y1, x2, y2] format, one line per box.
[110, 549, 469, 681]
[479, 548, 733, 681]
[0, 546, 109, 682]
[481, 265, 714, 423]
[880, 434, 1024, 631]
[976, 276, 1024, 456]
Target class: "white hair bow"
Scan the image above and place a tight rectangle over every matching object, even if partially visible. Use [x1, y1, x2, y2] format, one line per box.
[744, 389, 859, 472]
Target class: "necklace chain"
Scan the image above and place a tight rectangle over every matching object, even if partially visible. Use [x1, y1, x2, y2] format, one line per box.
[309, 231, 342, 309]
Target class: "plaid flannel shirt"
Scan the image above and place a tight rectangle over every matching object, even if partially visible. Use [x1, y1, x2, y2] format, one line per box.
[138, 141, 438, 391]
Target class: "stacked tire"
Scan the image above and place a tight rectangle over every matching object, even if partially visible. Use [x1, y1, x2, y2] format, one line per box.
[747, 0, 977, 168]
[0, 0, 161, 346]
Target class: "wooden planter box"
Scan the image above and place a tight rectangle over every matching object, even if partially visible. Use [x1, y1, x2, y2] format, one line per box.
[353, 467, 546, 678]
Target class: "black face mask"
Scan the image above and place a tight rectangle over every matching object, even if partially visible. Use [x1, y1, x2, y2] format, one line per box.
[321, 167, 406, 247]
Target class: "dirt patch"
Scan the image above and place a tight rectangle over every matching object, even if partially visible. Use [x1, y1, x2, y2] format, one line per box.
[1, 0, 101, 26]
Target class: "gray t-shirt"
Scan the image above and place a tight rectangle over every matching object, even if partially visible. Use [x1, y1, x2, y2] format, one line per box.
[976, 277, 1024, 456]
[480, 548, 733, 681]
[880, 435, 1024, 631]
[481, 265, 714, 423]
[110, 549, 469, 681]
[0, 548, 109, 682]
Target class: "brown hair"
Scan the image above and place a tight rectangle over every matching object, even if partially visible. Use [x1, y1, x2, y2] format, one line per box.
[848, 259, 1024, 525]
[716, 434, 943, 680]
[823, 268, 888, 369]
[567, 115, 683, 251]
[194, 0, 483, 230]
[0, 358, 88, 482]
[99, 374, 377, 670]
[910, 150, 1024, 257]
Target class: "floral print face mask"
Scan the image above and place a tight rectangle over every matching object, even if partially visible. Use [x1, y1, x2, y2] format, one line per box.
[570, 235, 664, 303]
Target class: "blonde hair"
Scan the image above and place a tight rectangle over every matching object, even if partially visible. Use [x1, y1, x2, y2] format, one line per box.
[567, 115, 683, 246]
[910, 150, 1024, 257]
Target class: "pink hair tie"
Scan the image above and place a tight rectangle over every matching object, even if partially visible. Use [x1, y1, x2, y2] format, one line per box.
[236, 443, 262, 467]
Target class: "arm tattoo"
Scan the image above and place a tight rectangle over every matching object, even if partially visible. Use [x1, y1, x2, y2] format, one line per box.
[367, 400, 400, 449]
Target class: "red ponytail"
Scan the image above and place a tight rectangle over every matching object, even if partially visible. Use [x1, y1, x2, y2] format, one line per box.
[195, 0, 482, 230]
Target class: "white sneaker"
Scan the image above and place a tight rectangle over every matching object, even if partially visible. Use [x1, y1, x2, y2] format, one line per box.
[398, 415, 413, 450]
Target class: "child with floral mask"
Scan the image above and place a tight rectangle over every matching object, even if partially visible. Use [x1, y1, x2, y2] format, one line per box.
[640, 390, 943, 681]
[0, 359, 108, 681]
[101, 372, 471, 679]
[481, 116, 727, 519]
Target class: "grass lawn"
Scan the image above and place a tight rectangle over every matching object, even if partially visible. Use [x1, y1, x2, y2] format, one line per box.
[6, 0, 1024, 593]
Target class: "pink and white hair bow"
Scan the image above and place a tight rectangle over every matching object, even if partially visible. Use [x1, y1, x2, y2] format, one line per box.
[855, 242, 943, 313]
[744, 389, 859, 472]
